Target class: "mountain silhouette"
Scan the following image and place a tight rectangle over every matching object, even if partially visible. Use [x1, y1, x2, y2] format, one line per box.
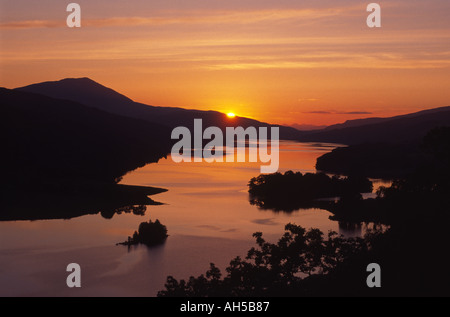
[290, 123, 328, 131]
[16, 78, 303, 140]
[0, 87, 173, 220]
[322, 106, 450, 132]
[311, 107, 450, 178]
[0, 87, 171, 186]
[299, 106, 450, 145]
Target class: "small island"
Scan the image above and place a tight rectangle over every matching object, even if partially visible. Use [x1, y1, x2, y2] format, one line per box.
[117, 218, 168, 247]
[248, 171, 373, 212]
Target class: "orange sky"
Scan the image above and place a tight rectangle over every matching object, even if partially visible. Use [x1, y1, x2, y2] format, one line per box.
[1, 0, 450, 126]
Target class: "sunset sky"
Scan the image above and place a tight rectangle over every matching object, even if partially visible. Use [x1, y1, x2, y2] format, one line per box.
[1, 0, 450, 126]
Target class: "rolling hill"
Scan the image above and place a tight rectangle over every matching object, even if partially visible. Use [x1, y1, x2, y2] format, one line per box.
[0, 87, 171, 186]
[299, 106, 450, 145]
[16, 77, 303, 140]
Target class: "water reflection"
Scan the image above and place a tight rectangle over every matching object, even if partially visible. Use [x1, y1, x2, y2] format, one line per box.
[0, 141, 348, 296]
[101, 205, 147, 219]
[249, 193, 320, 213]
[1, 184, 165, 221]
[338, 221, 389, 238]
[338, 221, 362, 237]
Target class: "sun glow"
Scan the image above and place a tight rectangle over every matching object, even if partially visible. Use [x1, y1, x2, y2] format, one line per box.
[227, 112, 236, 118]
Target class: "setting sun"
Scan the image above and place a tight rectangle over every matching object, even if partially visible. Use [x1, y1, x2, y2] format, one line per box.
[227, 112, 236, 118]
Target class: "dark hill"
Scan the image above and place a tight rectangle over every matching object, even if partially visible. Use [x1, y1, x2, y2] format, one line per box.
[322, 106, 450, 132]
[299, 107, 450, 145]
[0, 87, 171, 186]
[312, 108, 450, 178]
[16, 78, 303, 140]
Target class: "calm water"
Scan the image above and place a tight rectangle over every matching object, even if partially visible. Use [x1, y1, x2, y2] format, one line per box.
[0, 141, 378, 296]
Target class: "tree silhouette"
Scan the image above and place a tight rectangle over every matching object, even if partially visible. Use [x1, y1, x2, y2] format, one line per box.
[158, 223, 368, 297]
[117, 218, 168, 247]
[248, 171, 372, 212]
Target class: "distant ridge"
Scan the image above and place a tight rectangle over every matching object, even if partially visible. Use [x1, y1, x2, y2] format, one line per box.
[290, 123, 328, 131]
[322, 106, 450, 131]
[298, 106, 450, 145]
[16, 78, 149, 121]
[16, 78, 304, 140]
[312, 106, 450, 177]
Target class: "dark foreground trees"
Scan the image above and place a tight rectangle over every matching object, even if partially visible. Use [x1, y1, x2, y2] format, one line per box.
[158, 127, 450, 297]
[157, 224, 371, 297]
